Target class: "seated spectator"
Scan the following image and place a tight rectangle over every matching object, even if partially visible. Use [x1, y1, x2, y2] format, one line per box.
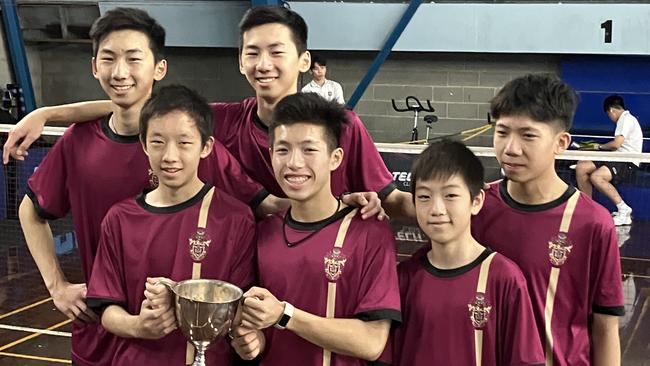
[576, 94, 643, 226]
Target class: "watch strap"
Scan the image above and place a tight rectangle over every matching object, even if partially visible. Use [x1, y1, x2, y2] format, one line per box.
[274, 301, 295, 329]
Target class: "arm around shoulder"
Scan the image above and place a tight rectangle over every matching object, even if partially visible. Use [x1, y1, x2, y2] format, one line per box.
[382, 189, 415, 220]
[3, 100, 112, 163]
[41, 100, 112, 125]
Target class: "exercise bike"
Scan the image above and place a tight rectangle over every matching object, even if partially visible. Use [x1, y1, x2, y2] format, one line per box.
[391, 96, 438, 143]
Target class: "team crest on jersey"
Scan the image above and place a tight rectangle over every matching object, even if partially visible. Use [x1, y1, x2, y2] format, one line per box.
[548, 232, 573, 267]
[468, 293, 492, 329]
[148, 169, 159, 189]
[328, 91, 333, 97]
[324, 248, 347, 282]
[189, 229, 211, 262]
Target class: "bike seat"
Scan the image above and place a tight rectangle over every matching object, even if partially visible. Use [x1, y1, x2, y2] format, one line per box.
[424, 115, 438, 124]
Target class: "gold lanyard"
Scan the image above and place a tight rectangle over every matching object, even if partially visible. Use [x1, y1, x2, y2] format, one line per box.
[472, 252, 497, 366]
[322, 208, 357, 366]
[543, 190, 580, 366]
[185, 186, 216, 365]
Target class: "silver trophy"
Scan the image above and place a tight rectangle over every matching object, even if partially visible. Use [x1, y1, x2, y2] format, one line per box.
[159, 279, 243, 366]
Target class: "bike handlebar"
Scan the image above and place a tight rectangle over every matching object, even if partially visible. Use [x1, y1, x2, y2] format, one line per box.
[391, 96, 435, 113]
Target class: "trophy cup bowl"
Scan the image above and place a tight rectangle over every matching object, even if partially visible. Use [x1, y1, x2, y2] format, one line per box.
[159, 279, 243, 366]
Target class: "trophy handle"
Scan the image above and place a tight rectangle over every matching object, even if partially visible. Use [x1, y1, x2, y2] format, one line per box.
[232, 297, 243, 328]
[155, 278, 177, 295]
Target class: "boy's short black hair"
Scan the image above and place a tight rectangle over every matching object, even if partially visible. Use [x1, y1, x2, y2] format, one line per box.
[238, 6, 308, 55]
[310, 54, 327, 70]
[490, 73, 578, 132]
[140, 85, 213, 147]
[603, 94, 625, 112]
[411, 139, 484, 199]
[89, 7, 166, 62]
[270, 93, 348, 152]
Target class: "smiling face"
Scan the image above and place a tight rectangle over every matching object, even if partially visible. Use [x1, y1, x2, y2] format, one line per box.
[271, 122, 342, 203]
[414, 175, 484, 245]
[493, 115, 570, 184]
[92, 29, 166, 110]
[143, 110, 213, 191]
[239, 23, 310, 104]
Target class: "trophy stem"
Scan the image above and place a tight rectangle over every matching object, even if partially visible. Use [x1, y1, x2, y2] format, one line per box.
[192, 345, 207, 366]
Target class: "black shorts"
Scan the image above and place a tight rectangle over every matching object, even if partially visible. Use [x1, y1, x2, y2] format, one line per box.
[594, 161, 638, 185]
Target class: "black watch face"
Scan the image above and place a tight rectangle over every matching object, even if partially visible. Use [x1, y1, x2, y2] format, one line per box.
[278, 313, 291, 327]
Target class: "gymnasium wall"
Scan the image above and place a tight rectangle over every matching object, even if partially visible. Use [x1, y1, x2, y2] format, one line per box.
[24, 43, 559, 144]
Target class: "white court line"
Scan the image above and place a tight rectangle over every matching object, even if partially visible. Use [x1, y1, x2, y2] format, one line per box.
[0, 324, 71, 337]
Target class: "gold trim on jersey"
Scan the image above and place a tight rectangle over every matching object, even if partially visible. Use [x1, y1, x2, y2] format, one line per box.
[322, 208, 357, 366]
[543, 190, 580, 366]
[470, 251, 496, 366]
[186, 186, 216, 365]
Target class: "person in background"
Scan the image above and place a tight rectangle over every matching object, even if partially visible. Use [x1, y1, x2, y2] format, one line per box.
[575, 94, 643, 226]
[301, 54, 345, 105]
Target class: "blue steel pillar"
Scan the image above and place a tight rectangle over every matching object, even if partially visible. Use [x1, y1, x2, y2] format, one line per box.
[251, 0, 280, 7]
[1, 0, 36, 114]
[347, 0, 421, 110]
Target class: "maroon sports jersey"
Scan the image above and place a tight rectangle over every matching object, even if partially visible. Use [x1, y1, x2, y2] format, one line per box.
[26, 116, 265, 365]
[86, 184, 255, 365]
[471, 180, 624, 366]
[389, 248, 544, 366]
[256, 206, 401, 366]
[210, 98, 395, 198]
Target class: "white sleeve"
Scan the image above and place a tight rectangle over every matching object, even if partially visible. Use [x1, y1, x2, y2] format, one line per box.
[301, 84, 310, 93]
[335, 82, 345, 104]
[615, 117, 632, 139]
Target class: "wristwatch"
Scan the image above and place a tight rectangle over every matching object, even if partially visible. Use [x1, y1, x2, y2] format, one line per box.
[274, 301, 295, 330]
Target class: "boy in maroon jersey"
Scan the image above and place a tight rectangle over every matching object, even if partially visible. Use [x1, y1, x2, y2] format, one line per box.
[472, 74, 624, 365]
[381, 139, 543, 366]
[5, 6, 405, 219]
[86, 85, 256, 365]
[210, 6, 406, 213]
[18, 8, 268, 366]
[230, 93, 401, 366]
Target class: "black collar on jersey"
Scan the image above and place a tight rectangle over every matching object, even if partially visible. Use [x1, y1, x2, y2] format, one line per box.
[420, 247, 493, 278]
[283, 203, 355, 247]
[252, 107, 270, 133]
[136, 183, 213, 214]
[499, 178, 577, 213]
[101, 113, 140, 144]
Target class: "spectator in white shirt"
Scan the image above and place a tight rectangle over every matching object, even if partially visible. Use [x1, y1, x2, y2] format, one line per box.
[301, 54, 345, 104]
[576, 94, 644, 226]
